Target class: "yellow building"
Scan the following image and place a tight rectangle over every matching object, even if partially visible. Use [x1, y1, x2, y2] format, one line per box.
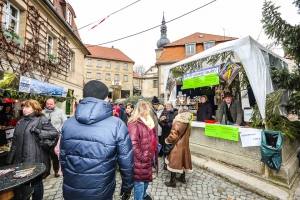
[0, 0, 90, 110]
[84, 45, 135, 99]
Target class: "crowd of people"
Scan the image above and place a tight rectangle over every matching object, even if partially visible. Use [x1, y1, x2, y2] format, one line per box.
[4, 79, 242, 200]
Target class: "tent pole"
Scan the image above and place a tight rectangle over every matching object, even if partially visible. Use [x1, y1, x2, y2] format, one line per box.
[263, 118, 269, 178]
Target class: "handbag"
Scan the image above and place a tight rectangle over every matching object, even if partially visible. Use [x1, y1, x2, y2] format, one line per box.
[163, 123, 189, 156]
[35, 117, 59, 151]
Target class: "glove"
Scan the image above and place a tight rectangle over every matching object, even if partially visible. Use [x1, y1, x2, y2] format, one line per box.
[30, 127, 41, 137]
[120, 189, 131, 200]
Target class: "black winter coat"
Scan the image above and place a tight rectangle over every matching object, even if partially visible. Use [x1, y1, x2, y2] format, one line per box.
[158, 108, 178, 145]
[197, 101, 213, 122]
[7, 113, 59, 174]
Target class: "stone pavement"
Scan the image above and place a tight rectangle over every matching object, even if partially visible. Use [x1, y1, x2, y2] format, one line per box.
[43, 157, 268, 200]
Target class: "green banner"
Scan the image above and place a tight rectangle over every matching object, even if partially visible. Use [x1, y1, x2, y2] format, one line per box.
[205, 124, 239, 141]
[66, 100, 70, 115]
[182, 73, 219, 89]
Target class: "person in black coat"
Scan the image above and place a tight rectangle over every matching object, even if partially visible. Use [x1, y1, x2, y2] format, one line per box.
[197, 95, 212, 122]
[159, 102, 178, 169]
[0, 105, 13, 125]
[121, 103, 134, 126]
[7, 99, 58, 200]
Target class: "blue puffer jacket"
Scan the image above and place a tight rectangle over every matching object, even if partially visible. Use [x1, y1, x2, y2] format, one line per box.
[60, 97, 134, 200]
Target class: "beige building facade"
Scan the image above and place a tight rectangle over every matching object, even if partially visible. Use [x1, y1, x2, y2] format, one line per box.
[84, 46, 134, 99]
[0, 0, 90, 110]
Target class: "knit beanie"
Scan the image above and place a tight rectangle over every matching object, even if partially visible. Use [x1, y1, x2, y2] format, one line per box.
[83, 80, 109, 100]
[151, 96, 159, 105]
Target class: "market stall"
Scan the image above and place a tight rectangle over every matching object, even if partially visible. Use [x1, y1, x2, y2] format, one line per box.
[0, 70, 76, 165]
[162, 36, 297, 187]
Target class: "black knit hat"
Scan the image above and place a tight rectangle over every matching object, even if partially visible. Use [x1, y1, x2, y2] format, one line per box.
[224, 92, 233, 98]
[83, 80, 109, 100]
[151, 96, 159, 105]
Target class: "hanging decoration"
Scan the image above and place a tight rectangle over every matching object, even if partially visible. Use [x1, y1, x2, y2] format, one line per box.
[218, 60, 242, 85]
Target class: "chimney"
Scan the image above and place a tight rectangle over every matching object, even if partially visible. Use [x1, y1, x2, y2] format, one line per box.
[111, 46, 114, 49]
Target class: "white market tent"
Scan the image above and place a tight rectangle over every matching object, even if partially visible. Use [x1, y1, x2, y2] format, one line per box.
[163, 36, 290, 119]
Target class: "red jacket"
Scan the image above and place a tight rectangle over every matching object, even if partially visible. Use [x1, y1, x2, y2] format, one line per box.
[128, 118, 158, 182]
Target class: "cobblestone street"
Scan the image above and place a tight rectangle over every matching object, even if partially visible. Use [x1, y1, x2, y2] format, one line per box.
[43, 158, 268, 200]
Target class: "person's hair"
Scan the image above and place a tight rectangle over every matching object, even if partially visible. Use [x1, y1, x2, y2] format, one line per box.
[126, 103, 134, 109]
[21, 99, 44, 116]
[164, 101, 173, 107]
[128, 101, 150, 124]
[47, 98, 56, 104]
[157, 105, 164, 111]
[200, 95, 208, 100]
[0, 105, 12, 113]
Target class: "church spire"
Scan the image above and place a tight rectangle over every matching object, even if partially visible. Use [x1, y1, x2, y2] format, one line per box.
[156, 12, 170, 49]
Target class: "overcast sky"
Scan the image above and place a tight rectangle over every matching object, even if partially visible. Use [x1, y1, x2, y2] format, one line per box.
[68, 0, 299, 70]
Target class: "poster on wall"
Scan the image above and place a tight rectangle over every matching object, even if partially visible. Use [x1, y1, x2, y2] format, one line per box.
[19, 76, 68, 97]
[182, 65, 220, 89]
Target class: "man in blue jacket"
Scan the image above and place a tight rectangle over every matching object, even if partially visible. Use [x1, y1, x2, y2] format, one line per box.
[60, 80, 134, 200]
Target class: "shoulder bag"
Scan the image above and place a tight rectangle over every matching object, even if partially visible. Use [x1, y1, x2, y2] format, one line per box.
[35, 117, 59, 151]
[163, 123, 189, 156]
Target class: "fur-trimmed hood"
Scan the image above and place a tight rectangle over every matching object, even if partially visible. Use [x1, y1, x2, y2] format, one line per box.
[173, 112, 191, 124]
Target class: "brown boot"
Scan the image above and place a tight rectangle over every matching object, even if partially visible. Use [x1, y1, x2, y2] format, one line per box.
[164, 172, 176, 187]
[176, 172, 186, 184]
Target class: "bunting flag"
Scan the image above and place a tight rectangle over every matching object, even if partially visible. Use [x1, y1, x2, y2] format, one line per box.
[89, 15, 110, 30]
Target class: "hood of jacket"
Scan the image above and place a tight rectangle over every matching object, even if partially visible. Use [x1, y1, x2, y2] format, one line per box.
[75, 97, 112, 125]
[173, 112, 191, 124]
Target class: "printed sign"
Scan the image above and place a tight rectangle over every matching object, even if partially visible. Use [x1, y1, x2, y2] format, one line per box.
[182, 65, 220, 89]
[239, 128, 262, 147]
[205, 124, 239, 141]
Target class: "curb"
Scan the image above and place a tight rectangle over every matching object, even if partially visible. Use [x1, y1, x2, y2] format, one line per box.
[191, 155, 290, 200]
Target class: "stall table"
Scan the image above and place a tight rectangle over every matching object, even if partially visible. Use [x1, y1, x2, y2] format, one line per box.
[0, 163, 45, 200]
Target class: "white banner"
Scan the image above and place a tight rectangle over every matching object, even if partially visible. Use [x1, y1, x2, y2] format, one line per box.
[239, 128, 262, 147]
[183, 65, 220, 80]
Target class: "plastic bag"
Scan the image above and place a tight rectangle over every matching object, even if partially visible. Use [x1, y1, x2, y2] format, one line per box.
[260, 130, 282, 172]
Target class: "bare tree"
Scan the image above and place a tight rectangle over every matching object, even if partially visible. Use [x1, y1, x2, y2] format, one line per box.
[134, 65, 146, 78]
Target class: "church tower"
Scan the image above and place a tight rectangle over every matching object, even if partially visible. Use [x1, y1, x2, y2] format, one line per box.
[155, 13, 170, 60]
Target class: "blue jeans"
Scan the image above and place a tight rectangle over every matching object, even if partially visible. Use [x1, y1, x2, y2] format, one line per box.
[227, 121, 234, 125]
[25, 175, 44, 200]
[134, 181, 149, 200]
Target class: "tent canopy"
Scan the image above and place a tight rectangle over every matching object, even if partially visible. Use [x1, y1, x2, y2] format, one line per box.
[163, 36, 290, 119]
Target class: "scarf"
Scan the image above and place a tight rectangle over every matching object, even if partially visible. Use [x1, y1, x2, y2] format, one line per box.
[141, 115, 156, 156]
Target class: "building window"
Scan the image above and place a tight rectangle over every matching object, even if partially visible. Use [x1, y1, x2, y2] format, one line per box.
[86, 72, 92, 79]
[123, 63, 128, 70]
[96, 73, 101, 79]
[115, 62, 119, 69]
[203, 41, 215, 50]
[68, 51, 73, 71]
[185, 43, 196, 55]
[2, 0, 19, 33]
[106, 61, 111, 68]
[115, 74, 119, 81]
[87, 59, 92, 66]
[67, 9, 72, 25]
[124, 75, 128, 82]
[153, 80, 158, 88]
[47, 34, 54, 54]
[106, 73, 110, 80]
[97, 60, 101, 67]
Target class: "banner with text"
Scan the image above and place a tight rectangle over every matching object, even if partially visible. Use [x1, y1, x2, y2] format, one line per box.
[205, 124, 239, 141]
[19, 76, 68, 97]
[182, 65, 220, 89]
